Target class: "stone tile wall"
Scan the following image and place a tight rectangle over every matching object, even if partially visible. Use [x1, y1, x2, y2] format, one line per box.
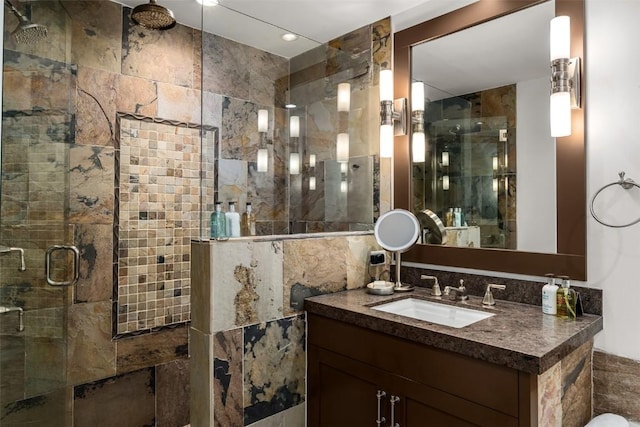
[593, 350, 640, 423]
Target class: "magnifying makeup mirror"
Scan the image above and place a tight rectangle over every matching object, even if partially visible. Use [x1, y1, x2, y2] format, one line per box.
[374, 209, 421, 292]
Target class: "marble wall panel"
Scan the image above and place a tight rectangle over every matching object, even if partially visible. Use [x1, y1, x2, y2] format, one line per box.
[372, 18, 392, 71]
[156, 358, 191, 427]
[594, 350, 640, 422]
[73, 223, 113, 304]
[122, 13, 195, 88]
[66, 301, 116, 386]
[346, 234, 379, 289]
[210, 240, 284, 332]
[561, 340, 592, 427]
[1, 388, 71, 426]
[243, 315, 305, 426]
[202, 33, 251, 100]
[213, 329, 243, 427]
[76, 66, 117, 147]
[62, 1, 123, 73]
[116, 325, 188, 374]
[249, 48, 289, 108]
[73, 368, 155, 427]
[220, 97, 265, 161]
[538, 361, 562, 426]
[116, 74, 159, 117]
[218, 158, 249, 208]
[283, 237, 348, 315]
[157, 82, 202, 124]
[203, 91, 224, 129]
[68, 144, 115, 224]
[327, 23, 372, 90]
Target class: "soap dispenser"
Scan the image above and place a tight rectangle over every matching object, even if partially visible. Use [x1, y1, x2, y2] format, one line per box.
[241, 202, 256, 236]
[556, 276, 577, 319]
[541, 273, 558, 315]
[210, 201, 227, 239]
[226, 202, 241, 237]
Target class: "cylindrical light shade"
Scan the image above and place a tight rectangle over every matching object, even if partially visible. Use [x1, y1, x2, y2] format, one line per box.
[337, 83, 351, 112]
[336, 133, 349, 163]
[309, 176, 316, 191]
[258, 109, 268, 132]
[289, 153, 300, 175]
[411, 81, 425, 112]
[309, 154, 316, 168]
[442, 175, 450, 191]
[340, 180, 348, 193]
[290, 115, 300, 138]
[550, 91, 571, 137]
[380, 124, 393, 158]
[492, 155, 498, 171]
[379, 70, 393, 102]
[340, 162, 348, 174]
[412, 132, 425, 163]
[257, 148, 268, 172]
[493, 178, 499, 192]
[442, 151, 449, 166]
[550, 16, 570, 61]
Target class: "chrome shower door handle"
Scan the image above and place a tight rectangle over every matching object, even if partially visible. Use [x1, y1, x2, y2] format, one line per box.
[45, 245, 80, 286]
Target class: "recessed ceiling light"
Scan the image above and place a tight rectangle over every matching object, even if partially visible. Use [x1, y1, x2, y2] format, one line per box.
[281, 33, 298, 42]
[196, 0, 219, 6]
[285, 104, 297, 109]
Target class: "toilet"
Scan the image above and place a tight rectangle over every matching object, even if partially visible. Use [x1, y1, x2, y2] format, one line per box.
[586, 413, 630, 427]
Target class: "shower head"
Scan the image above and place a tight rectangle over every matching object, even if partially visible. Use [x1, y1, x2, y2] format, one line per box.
[131, 0, 176, 30]
[4, 0, 48, 45]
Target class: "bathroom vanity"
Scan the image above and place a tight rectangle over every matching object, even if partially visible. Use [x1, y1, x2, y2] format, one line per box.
[305, 288, 603, 427]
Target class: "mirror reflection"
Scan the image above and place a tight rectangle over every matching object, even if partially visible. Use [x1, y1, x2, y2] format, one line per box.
[411, 1, 558, 252]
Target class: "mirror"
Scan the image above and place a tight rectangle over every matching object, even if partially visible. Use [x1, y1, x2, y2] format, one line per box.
[374, 209, 421, 291]
[393, 0, 586, 279]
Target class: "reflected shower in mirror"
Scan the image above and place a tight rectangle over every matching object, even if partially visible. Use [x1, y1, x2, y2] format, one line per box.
[410, 1, 557, 253]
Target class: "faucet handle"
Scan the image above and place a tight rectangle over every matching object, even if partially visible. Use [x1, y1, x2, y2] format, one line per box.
[420, 275, 442, 296]
[482, 283, 506, 306]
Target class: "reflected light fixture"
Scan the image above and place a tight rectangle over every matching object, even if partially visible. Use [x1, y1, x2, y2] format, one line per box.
[549, 15, 581, 137]
[257, 149, 268, 173]
[492, 155, 498, 171]
[309, 154, 316, 168]
[309, 176, 316, 191]
[411, 81, 425, 163]
[340, 162, 348, 174]
[379, 69, 406, 158]
[258, 109, 268, 133]
[282, 33, 298, 42]
[290, 115, 300, 138]
[336, 133, 349, 163]
[442, 175, 450, 191]
[340, 179, 348, 194]
[196, 0, 218, 5]
[289, 153, 300, 175]
[493, 177, 499, 192]
[337, 83, 351, 112]
[442, 151, 449, 167]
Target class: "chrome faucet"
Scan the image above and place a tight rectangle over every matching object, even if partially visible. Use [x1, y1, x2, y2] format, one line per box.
[443, 279, 468, 301]
[0, 306, 25, 332]
[482, 283, 506, 306]
[420, 275, 442, 297]
[0, 245, 26, 271]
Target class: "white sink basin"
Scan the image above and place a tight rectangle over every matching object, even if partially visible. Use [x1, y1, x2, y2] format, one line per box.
[371, 298, 494, 328]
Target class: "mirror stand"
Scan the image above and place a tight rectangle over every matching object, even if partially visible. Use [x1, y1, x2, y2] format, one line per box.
[393, 251, 414, 292]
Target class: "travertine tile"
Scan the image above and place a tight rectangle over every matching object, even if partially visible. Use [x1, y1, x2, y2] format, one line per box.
[68, 144, 115, 224]
[116, 325, 188, 374]
[74, 223, 113, 303]
[156, 359, 190, 427]
[561, 340, 592, 427]
[202, 33, 251, 100]
[157, 82, 202, 124]
[76, 66, 118, 147]
[116, 74, 158, 117]
[594, 350, 640, 422]
[1, 388, 71, 426]
[539, 362, 562, 426]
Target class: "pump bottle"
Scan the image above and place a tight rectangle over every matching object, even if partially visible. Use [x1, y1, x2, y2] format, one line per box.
[210, 202, 227, 239]
[226, 202, 241, 237]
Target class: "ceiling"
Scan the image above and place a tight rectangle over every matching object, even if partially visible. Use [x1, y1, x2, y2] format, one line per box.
[114, 0, 476, 58]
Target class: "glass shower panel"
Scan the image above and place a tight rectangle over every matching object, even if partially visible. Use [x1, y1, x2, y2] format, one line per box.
[1, 1, 73, 423]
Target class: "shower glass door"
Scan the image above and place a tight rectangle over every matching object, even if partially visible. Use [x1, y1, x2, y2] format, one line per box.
[1, 1, 74, 423]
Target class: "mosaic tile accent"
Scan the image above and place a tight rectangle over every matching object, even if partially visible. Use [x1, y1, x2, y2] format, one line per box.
[115, 115, 216, 334]
[243, 315, 306, 426]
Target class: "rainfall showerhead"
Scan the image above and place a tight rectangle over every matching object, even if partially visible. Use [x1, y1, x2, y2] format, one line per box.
[131, 0, 176, 30]
[4, 0, 48, 45]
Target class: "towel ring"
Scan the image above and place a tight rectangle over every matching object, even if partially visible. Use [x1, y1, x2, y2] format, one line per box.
[590, 171, 640, 228]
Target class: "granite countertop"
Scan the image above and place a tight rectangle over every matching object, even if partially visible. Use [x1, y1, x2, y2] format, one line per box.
[304, 287, 603, 375]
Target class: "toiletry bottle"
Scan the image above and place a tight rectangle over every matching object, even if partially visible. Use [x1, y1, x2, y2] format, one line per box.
[454, 208, 461, 227]
[226, 202, 241, 237]
[445, 208, 454, 227]
[241, 202, 256, 236]
[210, 202, 227, 239]
[556, 276, 577, 319]
[541, 273, 558, 315]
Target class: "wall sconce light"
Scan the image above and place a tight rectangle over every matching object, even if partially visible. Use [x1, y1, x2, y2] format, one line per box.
[379, 69, 407, 158]
[442, 175, 450, 191]
[309, 176, 316, 191]
[411, 81, 425, 163]
[309, 154, 316, 168]
[340, 162, 348, 174]
[549, 15, 581, 137]
[340, 179, 348, 194]
[258, 109, 268, 133]
[493, 177, 499, 192]
[337, 83, 351, 112]
[289, 153, 300, 175]
[442, 151, 449, 167]
[290, 115, 300, 138]
[336, 133, 349, 163]
[492, 155, 498, 171]
[257, 149, 268, 172]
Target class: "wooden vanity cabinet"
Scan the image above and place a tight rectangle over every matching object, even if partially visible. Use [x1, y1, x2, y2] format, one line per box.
[307, 314, 537, 427]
